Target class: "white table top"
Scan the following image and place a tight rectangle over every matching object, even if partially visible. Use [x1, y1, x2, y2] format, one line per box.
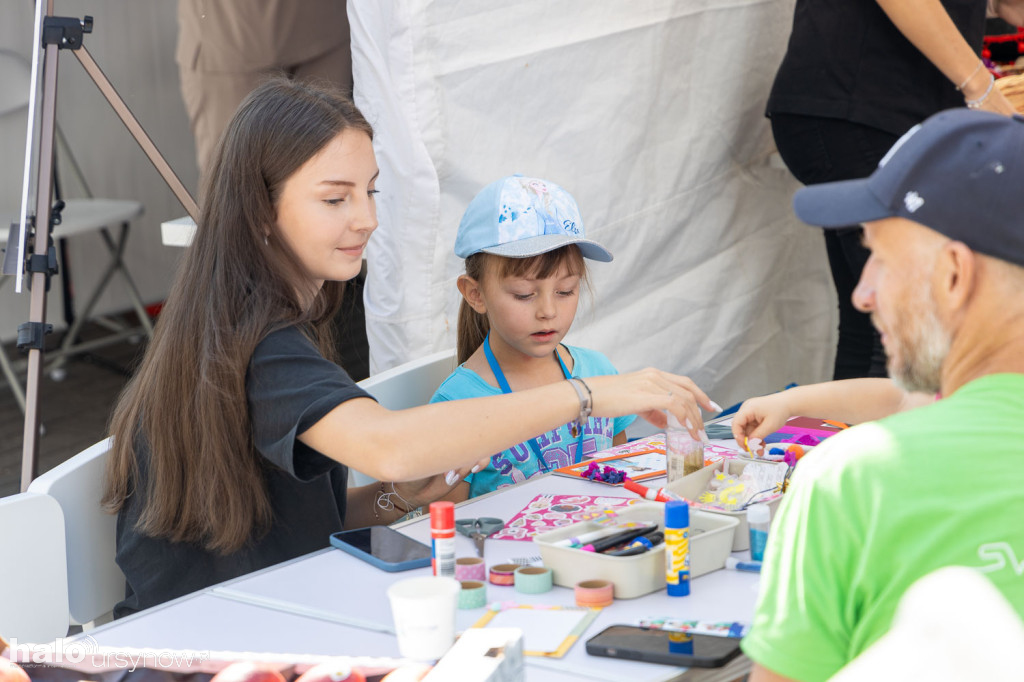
[76, 441, 759, 681]
[84, 593, 401, 657]
[160, 216, 196, 247]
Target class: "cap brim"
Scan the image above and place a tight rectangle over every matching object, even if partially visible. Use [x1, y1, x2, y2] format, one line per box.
[793, 177, 894, 228]
[481, 234, 613, 262]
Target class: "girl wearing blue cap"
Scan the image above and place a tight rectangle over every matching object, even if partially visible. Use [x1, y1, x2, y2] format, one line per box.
[431, 176, 712, 499]
[103, 81, 713, 617]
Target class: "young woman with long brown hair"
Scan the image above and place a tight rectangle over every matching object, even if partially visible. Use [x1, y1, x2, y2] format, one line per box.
[103, 78, 713, 617]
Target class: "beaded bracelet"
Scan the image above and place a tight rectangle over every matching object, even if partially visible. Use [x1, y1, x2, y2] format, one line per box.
[567, 377, 593, 437]
[956, 60, 984, 92]
[374, 480, 414, 521]
[966, 73, 995, 109]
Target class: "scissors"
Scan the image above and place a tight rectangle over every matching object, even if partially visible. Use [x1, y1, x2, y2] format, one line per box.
[455, 517, 504, 557]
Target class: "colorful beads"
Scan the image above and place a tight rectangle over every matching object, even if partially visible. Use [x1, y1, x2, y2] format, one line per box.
[582, 461, 626, 484]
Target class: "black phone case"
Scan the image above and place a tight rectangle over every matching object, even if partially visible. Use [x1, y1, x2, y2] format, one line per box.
[585, 626, 741, 668]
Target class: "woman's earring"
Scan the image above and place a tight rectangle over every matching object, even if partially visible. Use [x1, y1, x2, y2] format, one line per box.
[263, 234, 269, 246]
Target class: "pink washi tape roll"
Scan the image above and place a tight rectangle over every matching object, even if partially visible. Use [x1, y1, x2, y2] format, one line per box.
[488, 563, 519, 586]
[574, 579, 614, 608]
[455, 556, 486, 582]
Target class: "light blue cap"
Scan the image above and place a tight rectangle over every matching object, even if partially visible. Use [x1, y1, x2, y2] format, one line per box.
[454, 175, 613, 262]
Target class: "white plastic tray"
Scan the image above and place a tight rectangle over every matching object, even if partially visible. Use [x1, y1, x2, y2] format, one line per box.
[666, 458, 786, 551]
[533, 502, 738, 599]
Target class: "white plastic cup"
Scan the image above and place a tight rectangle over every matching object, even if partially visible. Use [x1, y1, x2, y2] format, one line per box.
[386, 576, 461, 660]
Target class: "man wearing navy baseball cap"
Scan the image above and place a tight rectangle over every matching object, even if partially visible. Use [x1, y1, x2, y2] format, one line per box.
[742, 109, 1024, 682]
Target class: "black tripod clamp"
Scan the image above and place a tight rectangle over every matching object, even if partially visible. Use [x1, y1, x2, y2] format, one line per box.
[16, 201, 65, 352]
[42, 15, 93, 50]
[26, 200, 62, 282]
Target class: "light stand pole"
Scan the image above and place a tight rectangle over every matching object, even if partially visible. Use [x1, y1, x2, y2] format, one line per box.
[18, 6, 197, 491]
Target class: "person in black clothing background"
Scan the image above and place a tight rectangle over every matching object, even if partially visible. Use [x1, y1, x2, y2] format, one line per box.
[767, 0, 1023, 380]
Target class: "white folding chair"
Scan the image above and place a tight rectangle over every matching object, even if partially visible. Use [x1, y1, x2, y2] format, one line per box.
[0, 491, 69, 644]
[26, 437, 124, 627]
[351, 349, 457, 486]
[832, 565, 1024, 681]
[0, 47, 151, 409]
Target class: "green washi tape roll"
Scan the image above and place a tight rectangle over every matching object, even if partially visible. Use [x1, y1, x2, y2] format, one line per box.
[514, 566, 553, 594]
[458, 580, 487, 609]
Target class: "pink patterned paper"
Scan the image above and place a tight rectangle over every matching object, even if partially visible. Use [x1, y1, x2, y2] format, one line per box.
[703, 442, 745, 461]
[490, 493, 643, 541]
[590, 434, 665, 457]
[585, 434, 743, 464]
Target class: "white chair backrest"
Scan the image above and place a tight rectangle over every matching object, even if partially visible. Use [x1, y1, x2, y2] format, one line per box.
[0, 491, 69, 644]
[351, 349, 457, 486]
[26, 437, 123, 625]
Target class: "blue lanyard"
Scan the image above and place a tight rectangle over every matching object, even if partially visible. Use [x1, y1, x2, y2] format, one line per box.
[483, 332, 587, 471]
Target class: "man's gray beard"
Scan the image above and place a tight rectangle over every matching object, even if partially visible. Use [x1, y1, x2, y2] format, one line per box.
[888, 302, 950, 395]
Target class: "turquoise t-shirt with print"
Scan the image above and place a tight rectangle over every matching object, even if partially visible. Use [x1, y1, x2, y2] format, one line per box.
[742, 373, 1024, 681]
[430, 345, 636, 498]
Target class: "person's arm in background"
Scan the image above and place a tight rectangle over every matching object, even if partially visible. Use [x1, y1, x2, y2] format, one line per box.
[731, 378, 933, 444]
[990, 0, 1024, 28]
[876, 0, 1017, 115]
[749, 666, 798, 682]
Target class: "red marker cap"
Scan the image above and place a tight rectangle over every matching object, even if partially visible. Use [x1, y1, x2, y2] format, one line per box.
[429, 501, 454, 530]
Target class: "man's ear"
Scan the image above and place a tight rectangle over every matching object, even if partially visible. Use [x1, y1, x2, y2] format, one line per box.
[457, 274, 487, 314]
[935, 241, 977, 315]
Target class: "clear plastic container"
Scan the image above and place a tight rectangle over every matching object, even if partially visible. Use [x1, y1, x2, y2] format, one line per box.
[665, 412, 704, 483]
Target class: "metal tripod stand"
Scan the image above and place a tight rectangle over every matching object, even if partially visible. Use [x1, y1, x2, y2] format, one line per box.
[12, 1, 198, 491]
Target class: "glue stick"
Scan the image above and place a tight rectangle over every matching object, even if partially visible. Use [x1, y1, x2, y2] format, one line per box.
[429, 501, 456, 578]
[664, 500, 690, 596]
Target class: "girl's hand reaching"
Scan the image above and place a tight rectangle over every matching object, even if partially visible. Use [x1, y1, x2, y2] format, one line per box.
[730, 393, 793, 454]
[586, 368, 720, 442]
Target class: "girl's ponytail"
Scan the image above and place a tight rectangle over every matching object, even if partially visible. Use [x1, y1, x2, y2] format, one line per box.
[457, 253, 490, 364]
[457, 299, 489, 364]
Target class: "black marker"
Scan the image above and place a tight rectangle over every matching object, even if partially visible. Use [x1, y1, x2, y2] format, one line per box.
[603, 531, 665, 556]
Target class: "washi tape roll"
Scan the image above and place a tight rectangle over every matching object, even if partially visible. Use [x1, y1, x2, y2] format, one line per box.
[488, 563, 519, 586]
[575, 579, 614, 608]
[514, 566, 553, 594]
[458, 580, 487, 609]
[455, 556, 486, 582]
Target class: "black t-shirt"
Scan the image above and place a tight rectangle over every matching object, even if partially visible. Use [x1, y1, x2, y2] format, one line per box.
[766, 0, 987, 136]
[113, 326, 371, 618]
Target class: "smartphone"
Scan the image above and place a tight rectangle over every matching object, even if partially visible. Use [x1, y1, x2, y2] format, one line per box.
[585, 625, 742, 668]
[329, 526, 432, 572]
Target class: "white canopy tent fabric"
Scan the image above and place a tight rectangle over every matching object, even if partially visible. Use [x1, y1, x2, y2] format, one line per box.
[349, 0, 837, 410]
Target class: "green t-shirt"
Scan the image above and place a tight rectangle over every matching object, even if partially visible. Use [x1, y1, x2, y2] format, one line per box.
[741, 373, 1024, 681]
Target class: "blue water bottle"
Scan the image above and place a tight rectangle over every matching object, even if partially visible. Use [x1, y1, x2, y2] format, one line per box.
[747, 504, 771, 562]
